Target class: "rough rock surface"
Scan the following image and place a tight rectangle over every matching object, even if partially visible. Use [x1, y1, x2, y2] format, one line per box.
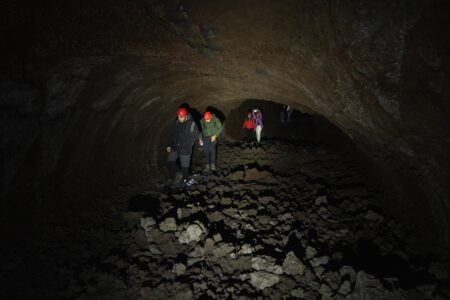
[1, 140, 445, 299]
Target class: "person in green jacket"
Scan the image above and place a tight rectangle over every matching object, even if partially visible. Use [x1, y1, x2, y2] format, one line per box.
[199, 111, 222, 171]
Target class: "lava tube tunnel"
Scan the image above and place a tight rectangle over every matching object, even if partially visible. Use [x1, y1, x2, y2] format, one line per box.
[1, 1, 449, 299]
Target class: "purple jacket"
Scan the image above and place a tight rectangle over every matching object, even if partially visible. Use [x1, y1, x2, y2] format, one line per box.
[253, 111, 263, 127]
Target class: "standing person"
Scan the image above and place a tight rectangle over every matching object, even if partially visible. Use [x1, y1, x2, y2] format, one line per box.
[253, 109, 263, 143]
[280, 104, 287, 122]
[242, 112, 255, 141]
[167, 107, 199, 184]
[199, 111, 222, 172]
[286, 105, 293, 122]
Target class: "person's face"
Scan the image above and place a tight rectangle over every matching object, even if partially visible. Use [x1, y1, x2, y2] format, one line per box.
[205, 118, 211, 123]
[178, 115, 186, 122]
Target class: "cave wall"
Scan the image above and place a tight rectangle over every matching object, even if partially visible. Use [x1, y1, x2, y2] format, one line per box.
[1, 0, 449, 254]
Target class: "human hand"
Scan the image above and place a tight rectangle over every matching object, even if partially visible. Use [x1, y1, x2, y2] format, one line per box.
[167, 147, 171, 152]
[211, 135, 216, 142]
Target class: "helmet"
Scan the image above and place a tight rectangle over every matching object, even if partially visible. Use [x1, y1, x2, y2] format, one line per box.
[177, 107, 188, 117]
[203, 111, 213, 121]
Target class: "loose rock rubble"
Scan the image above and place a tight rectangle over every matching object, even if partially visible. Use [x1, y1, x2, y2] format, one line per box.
[22, 141, 450, 299]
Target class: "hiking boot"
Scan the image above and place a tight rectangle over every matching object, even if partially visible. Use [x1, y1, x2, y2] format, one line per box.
[203, 164, 210, 172]
[172, 172, 183, 184]
[186, 178, 197, 187]
[180, 178, 197, 188]
[210, 164, 216, 171]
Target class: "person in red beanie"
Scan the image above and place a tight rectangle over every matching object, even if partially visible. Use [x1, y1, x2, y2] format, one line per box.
[166, 107, 199, 184]
[199, 111, 222, 172]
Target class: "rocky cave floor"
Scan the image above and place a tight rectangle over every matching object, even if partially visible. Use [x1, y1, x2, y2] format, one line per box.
[2, 140, 450, 299]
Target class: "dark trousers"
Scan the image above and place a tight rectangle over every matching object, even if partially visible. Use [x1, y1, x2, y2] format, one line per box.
[202, 138, 217, 165]
[287, 111, 292, 122]
[244, 128, 254, 141]
[167, 151, 191, 178]
[280, 111, 286, 122]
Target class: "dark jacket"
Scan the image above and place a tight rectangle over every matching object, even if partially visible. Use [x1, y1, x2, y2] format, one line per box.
[168, 115, 199, 155]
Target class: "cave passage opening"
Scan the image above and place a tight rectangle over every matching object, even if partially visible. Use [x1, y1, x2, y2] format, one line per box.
[224, 99, 352, 148]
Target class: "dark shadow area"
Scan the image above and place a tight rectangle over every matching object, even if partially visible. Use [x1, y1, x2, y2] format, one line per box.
[341, 238, 435, 289]
[128, 194, 161, 216]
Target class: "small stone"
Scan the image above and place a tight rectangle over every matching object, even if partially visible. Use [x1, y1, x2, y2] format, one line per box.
[187, 257, 203, 266]
[340, 265, 356, 283]
[178, 223, 204, 244]
[315, 195, 327, 206]
[260, 196, 275, 204]
[352, 271, 391, 299]
[172, 263, 186, 276]
[208, 211, 224, 222]
[250, 271, 280, 290]
[213, 233, 222, 242]
[278, 212, 294, 222]
[305, 246, 317, 259]
[282, 251, 305, 276]
[282, 224, 291, 231]
[338, 280, 352, 295]
[239, 244, 253, 255]
[239, 273, 251, 281]
[261, 237, 278, 246]
[310, 256, 329, 267]
[428, 262, 450, 280]
[220, 197, 232, 205]
[213, 243, 235, 258]
[228, 170, 244, 180]
[149, 245, 162, 255]
[204, 238, 215, 255]
[247, 209, 257, 216]
[140, 217, 156, 230]
[323, 271, 341, 290]
[314, 266, 326, 278]
[291, 287, 305, 298]
[416, 284, 436, 298]
[173, 288, 193, 299]
[252, 256, 283, 275]
[189, 246, 205, 257]
[365, 210, 384, 222]
[123, 212, 144, 225]
[159, 217, 177, 232]
[332, 251, 343, 262]
[319, 283, 333, 298]
[258, 215, 270, 225]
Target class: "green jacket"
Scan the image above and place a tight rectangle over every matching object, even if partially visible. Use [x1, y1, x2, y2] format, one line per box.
[200, 114, 222, 139]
